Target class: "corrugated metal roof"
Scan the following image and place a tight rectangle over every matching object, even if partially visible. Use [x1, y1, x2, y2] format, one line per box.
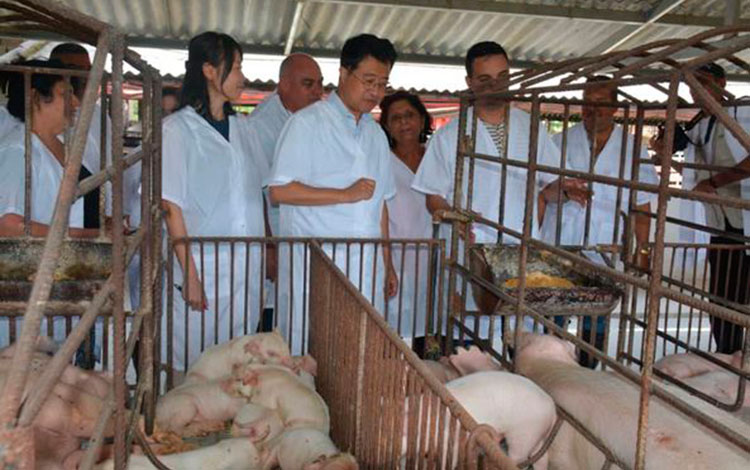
[2, 1, 749, 74]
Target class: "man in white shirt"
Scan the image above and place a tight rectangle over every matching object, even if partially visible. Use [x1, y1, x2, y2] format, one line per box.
[412, 41, 560, 338]
[668, 63, 750, 354]
[538, 76, 658, 367]
[267, 34, 398, 352]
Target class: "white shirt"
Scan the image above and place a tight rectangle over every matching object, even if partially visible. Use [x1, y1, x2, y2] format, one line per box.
[0, 126, 84, 228]
[246, 92, 292, 236]
[268, 91, 396, 238]
[412, 107, 560, 244]
[540, 123, 658, 247]
[683, 106, 750, 241]
[388, 154, 432, 240]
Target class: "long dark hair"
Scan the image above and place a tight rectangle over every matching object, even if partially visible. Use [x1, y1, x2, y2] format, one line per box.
[179, 31, 242, 118]
[1, 59, 78, 122]
[379, 91, 433, 148]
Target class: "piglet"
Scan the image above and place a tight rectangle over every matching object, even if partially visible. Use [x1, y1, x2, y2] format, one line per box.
[95, 438, 261, 470]
[682, 370, 750, 408]
[155, 377, 247, 436]
[231, 403, 285, 443]
[184, 331, 292, 384]
[234, 365, 330, 435]
[263, 428, 358, 470]
[654, 351, 743, 379]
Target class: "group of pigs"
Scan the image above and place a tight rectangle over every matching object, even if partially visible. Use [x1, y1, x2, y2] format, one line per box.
[422, 333, 749, 469]
[6, 330, 748, 469]
[97, 331, 358, 470]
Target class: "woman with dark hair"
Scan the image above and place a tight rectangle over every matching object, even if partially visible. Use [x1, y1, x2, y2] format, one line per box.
[379, 91, 433, 342]
[0, 59, 97, 238]
[162, 32, 264, 369]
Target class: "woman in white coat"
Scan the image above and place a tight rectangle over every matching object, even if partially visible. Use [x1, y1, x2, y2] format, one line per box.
[379, 91, 433, 344]
[161, 32, 264, 371]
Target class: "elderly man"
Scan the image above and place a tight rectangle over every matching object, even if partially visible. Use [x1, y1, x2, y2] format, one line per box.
[247, 53, 323, 331]
[538, 76, 658, 367]
[412, 41, 560, 338]
[268, 34, 398, 352]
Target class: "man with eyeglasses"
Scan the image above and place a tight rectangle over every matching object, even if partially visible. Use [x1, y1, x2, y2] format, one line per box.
[412, 41, 560, 337]
[267, 34, 399, 353]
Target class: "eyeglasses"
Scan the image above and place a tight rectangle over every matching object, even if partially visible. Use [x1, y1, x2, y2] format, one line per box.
[350, 70, 389, 91]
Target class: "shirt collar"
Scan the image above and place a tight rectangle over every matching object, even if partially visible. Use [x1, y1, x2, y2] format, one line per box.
[328, 91, 372, 129]
[271, 92, 292, 119]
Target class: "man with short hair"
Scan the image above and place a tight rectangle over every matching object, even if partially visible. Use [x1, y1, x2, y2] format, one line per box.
[268, 34, 398, 352]
[538, 76, 658, 367]
[412, 41, 560, 335]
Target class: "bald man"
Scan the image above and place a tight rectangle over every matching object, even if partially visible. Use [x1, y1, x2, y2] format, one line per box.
[249, 53, 324, 187]
[246, 54, 323, 331]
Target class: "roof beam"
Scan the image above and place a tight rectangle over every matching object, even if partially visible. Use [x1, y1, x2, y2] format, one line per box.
[584, 0, 687, 56]
[311, 0, 745, 28]
[284, 0, 306, 55]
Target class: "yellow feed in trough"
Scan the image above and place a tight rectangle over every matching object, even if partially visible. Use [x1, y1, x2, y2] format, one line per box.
[503, 272, 575, 288]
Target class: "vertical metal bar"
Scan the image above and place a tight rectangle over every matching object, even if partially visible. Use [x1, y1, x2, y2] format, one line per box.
[110, 32, 127, 470]
[23, 71, 32, 236]
[496, 105, 510, 245]
[141, 70, 157, 435]
[583, 104, 598, 248]
[151, 72, 163, 406]
[99, 83, 108, 236]
[634, 72, 680, 470]
[512, 94, 541, 370]
[554, 103, 571, 246]
[612, 105, 630, 251]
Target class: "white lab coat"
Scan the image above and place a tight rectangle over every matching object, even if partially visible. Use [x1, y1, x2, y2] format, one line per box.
[0, 126, 85, 343]
[682, 106, 750, 245]
[540, 124, 658, 250]
[412, 107, 558, 335]
[268, 92, 396, 353]
[245, 92, 293, 309]
[161, 107, 265, 370]
[386, 153, 432, 338]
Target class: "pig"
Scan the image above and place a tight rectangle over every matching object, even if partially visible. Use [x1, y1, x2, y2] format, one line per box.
[95, 437, 261, 470]
[155, 377, 247, 436]
[231, 403, 285, 443]
[512, 332, 750, 470]
[262, 428, 358, 470]
[447, 346, 503, 376]
[422, 359, 460, 383]
[233, 365, 330, 434]
[682, 370, 750, 408]
[445, 371, 556, 469]
[654, 351, 743, 379]
[184, 331, 293, 384]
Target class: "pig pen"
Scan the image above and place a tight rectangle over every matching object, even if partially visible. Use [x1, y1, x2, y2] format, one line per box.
[154, 237, 528, 469]
[435, 26, 750, 470]
[0, 1, 163, 469]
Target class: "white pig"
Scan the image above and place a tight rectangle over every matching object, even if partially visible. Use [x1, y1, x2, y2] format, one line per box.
[446, 371, 556, 469]
[231, 403, 285, 443]
[682, 370, 750, 407]
[654, 351, 743, 379]
[447, 346, 503, 376]
[155, 377, 247, 436]
[184, 331, 293, 384]
[513, 332, 750, 470]
[262, 428, 358, 470]
[233, 365, 330, 434]
[95, 438, 261, 470]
